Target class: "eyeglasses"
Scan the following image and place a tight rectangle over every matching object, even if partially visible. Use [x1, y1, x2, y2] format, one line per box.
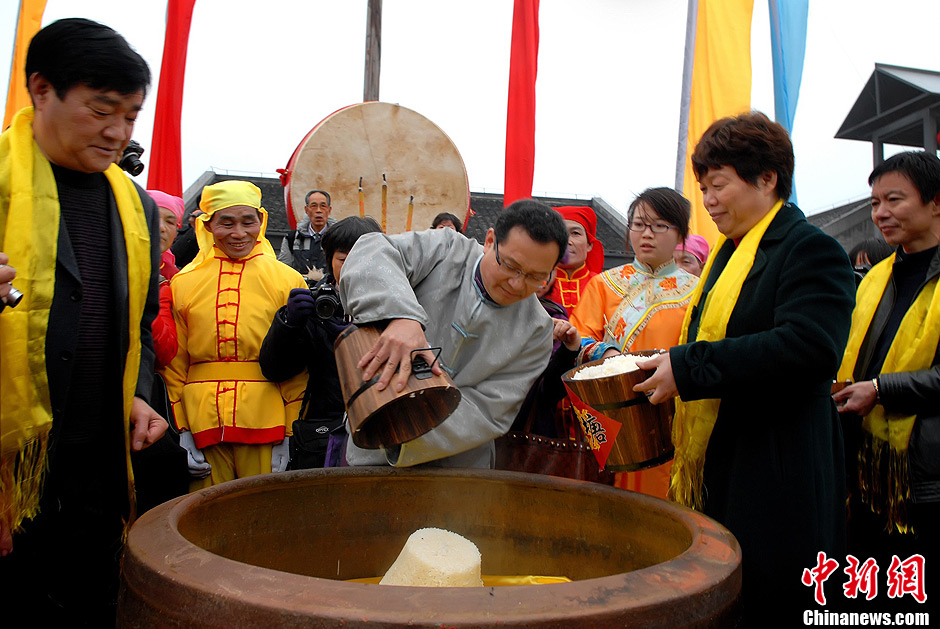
[494, 241, 551, 287]
[629, 220, 677, 234]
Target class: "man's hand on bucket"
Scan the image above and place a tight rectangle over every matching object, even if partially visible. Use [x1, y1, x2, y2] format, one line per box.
[359, 318, 442, 393]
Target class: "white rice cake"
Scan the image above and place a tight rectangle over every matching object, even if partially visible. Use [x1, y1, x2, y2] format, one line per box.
[572, 353, 643, 380]
[379, 527, 483, 587]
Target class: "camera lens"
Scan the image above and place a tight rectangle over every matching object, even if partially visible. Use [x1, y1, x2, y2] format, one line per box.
[120, 154, 144, 176]
[315, 294, 337, 319]
[119, 140, 145, 176]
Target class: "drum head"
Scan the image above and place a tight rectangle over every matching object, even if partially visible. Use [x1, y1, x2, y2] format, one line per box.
[285, 102, 469, 234]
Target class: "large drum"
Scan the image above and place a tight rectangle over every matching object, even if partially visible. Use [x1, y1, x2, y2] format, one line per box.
[279, 102, 470, 234]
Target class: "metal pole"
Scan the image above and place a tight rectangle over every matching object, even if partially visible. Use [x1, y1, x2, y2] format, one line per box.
[674, 0, 698, 193]
[364, 0, 382, 102]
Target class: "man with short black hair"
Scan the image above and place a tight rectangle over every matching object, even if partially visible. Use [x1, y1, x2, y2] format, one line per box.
[835, 151, 940, 594]
[278, 189, 335, 279]
[339, 199, 568, 468]
[0, 18, 165, 624]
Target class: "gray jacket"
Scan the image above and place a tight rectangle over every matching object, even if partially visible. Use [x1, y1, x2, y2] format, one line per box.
[277, 215, 336, 275]
[339, 228, 553, 469]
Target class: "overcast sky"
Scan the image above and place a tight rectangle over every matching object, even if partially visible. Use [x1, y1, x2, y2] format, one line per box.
[2, 0, 937, 217]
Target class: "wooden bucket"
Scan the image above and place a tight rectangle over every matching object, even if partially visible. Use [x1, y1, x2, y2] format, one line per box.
[831, 379, 852, 394]
[334, 325, 461, 449]
[562, 350, 674, 472]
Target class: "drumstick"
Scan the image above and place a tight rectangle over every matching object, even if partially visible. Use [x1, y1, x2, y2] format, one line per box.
[381, 174, 388, 233]
[406, 195, 414, 231]
[358, 177, 365, 217]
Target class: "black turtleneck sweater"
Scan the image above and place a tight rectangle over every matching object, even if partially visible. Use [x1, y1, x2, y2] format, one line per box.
[865, 245, 937, 379]
[50, 163, 122, 445]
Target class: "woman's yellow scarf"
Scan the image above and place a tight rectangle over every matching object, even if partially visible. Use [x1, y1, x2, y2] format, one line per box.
[668, 199, 783, 510]
[837, 253, 940, 533]
[0, 107, 151, 535]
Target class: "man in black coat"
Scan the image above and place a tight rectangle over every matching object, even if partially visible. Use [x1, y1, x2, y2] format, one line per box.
[835, 151, 940, 611]
[0, 19, 166, 625]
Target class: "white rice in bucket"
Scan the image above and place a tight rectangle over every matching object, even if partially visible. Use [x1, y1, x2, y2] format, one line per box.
[572, 354, 644, 380]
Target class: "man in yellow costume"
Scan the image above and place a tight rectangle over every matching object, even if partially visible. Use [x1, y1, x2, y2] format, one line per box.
[0, 19, 167, 625]
[163, 180, 307, 489]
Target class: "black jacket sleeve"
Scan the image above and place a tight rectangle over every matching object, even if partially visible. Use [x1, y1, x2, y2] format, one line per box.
[260, 306, 311, 382]
[880, 363, 940, 417]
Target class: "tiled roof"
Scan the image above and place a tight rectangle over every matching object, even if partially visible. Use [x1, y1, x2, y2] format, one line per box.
[464, 193, 631, 270]
[183, 171, 632, 269]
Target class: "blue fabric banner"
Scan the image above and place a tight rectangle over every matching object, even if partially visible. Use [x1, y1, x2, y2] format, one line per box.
[769, 0, 808, 201]
[769, 0, 808, 133]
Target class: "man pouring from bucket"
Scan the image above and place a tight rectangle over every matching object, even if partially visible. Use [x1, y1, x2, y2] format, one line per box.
[338, 199, 568, 467]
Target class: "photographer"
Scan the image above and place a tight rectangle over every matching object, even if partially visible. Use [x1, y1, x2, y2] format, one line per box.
[260, 217, 382, 468]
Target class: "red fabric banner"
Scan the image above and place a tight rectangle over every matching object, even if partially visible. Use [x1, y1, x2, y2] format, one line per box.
[564, 383, 621, 470]
[147, 0, 197, 195]
[503, 0, 539, 207]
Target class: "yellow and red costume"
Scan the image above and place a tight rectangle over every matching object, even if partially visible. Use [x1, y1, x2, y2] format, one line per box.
[547, 262, 596, 311]
[162, 181, 307, 487]
[546, 206, 605, 311]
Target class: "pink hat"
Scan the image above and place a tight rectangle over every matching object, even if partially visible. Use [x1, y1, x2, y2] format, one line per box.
[148, 190, 185, 228]
[676, 234, 710, 265]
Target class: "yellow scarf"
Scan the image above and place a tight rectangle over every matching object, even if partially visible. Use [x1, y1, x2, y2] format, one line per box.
[668, 199, 783, 510]
[837, 253, 940, 533]
[0, 107, 151, 535]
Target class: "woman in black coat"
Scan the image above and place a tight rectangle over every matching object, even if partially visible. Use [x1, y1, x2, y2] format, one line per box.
[637, 112, 856, 621]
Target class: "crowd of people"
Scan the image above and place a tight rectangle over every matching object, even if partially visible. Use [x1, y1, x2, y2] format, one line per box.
[0, 16, 936, 627]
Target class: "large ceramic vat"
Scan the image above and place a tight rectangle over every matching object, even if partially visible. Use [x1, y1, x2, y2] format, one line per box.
[118, 468, 741, 627]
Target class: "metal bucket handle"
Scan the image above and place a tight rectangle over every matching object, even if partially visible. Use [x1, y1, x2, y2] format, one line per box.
[409, 346, 442, 381]
[345, 346, 444, 408]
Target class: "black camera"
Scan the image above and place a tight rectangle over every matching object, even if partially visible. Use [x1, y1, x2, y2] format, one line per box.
[119, 140, 145, 176]
[311, 282, 342, 320]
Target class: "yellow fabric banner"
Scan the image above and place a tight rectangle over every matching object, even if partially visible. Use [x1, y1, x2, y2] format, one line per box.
[3, 0, 47, 130]
[682, 0, 754, 248]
